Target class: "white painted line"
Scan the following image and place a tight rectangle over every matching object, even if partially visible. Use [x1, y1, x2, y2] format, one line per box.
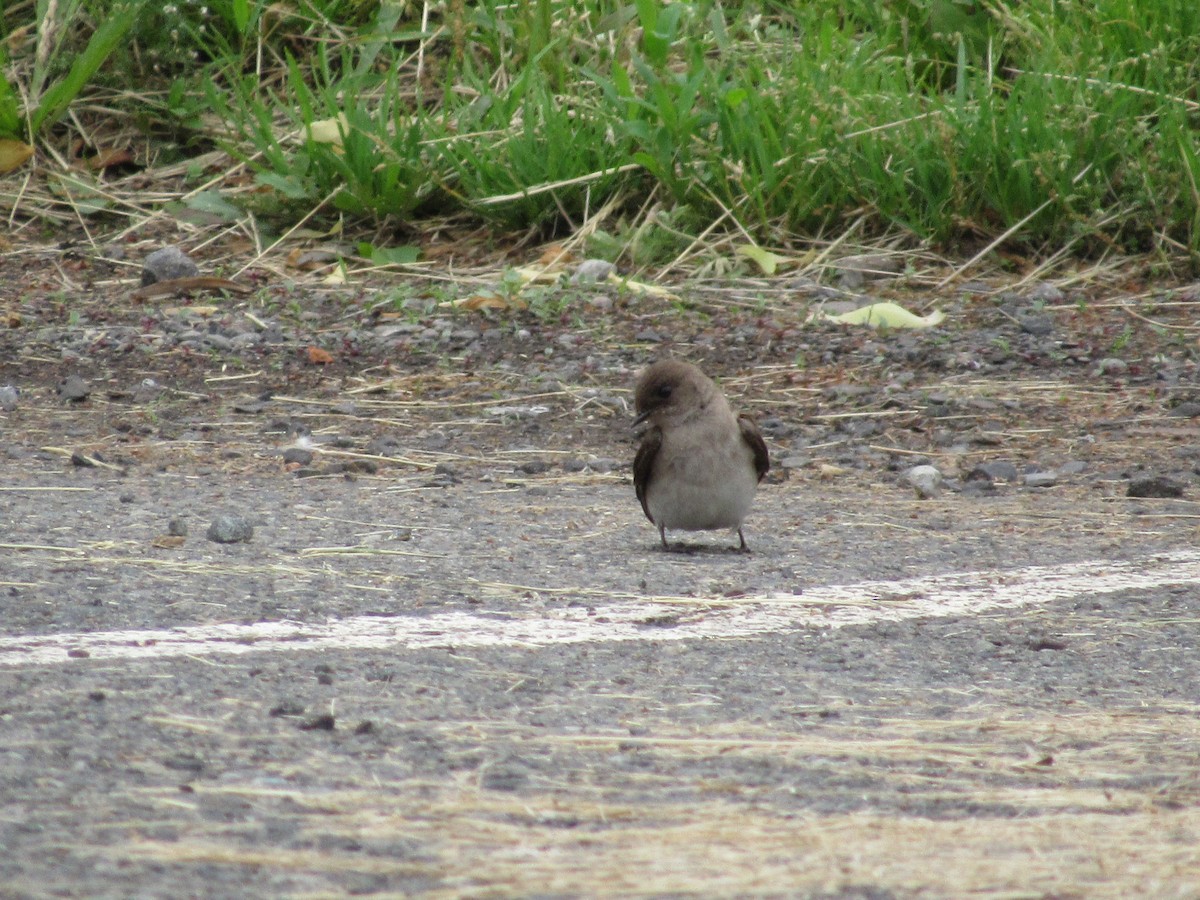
[3, 550, 1199, 668]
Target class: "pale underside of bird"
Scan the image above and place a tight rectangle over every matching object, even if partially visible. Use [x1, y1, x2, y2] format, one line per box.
[632, 358, 769, 551]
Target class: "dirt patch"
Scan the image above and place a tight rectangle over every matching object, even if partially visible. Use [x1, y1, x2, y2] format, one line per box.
[3, 239, 1200, 897]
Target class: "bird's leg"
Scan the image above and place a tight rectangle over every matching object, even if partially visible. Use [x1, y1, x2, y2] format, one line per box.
[659, 524, 669, 550]
[736, 527, 750, 552]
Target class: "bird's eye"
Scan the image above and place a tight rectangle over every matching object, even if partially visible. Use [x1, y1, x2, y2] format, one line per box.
[656, 384, 672, 398]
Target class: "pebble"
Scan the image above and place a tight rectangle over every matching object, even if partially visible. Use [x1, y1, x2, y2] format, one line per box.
[1026, 283, 1065, 303]
[142, 245, 200, 285]
[904, 464, 944, 498]
[1168, 401, 1200, 418]
[570, 259, 615, 284]
[1096, 358, 1128, 376]
[57, 375, 91, 402]
[168, 518, 188, 537]
[283, 447, 314, 466]
[206, 515, 254, 544]
[967, 461, 1019, 483]
[0, 385, 18, 411]
[1127, 475, 1185, 499]
[517, 459, 551, 475]
[1023, 470, 1058, 488]
[1017, 313, 1054, 336]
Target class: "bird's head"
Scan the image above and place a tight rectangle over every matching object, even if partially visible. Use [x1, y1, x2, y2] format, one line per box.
[633, 359, 714, 428]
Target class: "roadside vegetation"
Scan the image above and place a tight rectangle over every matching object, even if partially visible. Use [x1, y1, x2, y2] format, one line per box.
[1, 0, 1199, 269]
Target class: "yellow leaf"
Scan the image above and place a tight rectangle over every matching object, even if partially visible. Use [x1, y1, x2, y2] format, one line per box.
[736, 244, 789, 275]
[0, 139, 33, 175]
[821, 302, 945, 329]
[307, 114, 349, 146]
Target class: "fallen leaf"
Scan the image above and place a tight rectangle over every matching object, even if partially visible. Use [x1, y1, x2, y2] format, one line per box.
[87, 147, 135, 171]
[538, 243, 577, 268]
[306, 114, 349, 146]
[287, 247, 340, 270]
[820, 302, 945, 329]
[151, 535, 187, 549]
[305, 346, 335, 365]
[445, 293, 528, 311]
[736, 244, 789, 275]
[0, 138, 33, 175]
[131, 278, 253, 301]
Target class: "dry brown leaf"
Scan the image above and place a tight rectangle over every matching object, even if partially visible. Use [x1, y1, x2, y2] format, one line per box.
[131, 278, 253, 301]
[87, 147, 135, 171]
[538, 243, 577, 269]
[305, 346, 335, 365]
[286, 247, 340, 270]
[151, 535, 187, 549]
[446, 293, 528, 311]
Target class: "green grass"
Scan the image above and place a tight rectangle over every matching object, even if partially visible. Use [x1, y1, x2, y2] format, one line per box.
[2, 0, 1200, 261]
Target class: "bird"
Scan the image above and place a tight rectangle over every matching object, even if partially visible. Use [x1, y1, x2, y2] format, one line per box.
[632, 358, 769, 551]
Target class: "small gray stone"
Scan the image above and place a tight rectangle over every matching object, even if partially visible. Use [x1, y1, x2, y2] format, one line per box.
[168, 518, 188, 537]
[570, 259, 616, 284]
[1017, 313, 1054, 336]
[142, 245, 200, 285]
[1096, 358, 1128, 376]
[517, 459, 551, 475]
[585, 457, 620, 473]
[1026, 282, 1065, 303]
[903, 464, 944, 498]
[1023, 471, 1058, 488]
[206, 515, 254, 544]
[57, 375, 91, 402]
[0, 384, 18, 411]
[1127, 475, 1185, 499]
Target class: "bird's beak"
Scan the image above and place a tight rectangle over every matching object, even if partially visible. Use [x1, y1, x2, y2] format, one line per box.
[633, 409, 651, 429]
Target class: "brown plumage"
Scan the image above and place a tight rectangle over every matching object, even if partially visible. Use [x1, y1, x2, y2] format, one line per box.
[632, 359, 769, 551]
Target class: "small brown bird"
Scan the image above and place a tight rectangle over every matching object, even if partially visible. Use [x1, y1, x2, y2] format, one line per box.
[633, 359, 770, 551]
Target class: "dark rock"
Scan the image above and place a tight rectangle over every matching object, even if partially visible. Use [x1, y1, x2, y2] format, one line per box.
[283, 447, 314, 466]
[967, 461, 1019, 483]
[167, 518, 188, 537]
[1127, 475, 1185, 498]
[299, 714, 336, 731]
[1017, 313, 1054, 336]
[518, 459, 551, 475]
[206, 515, 254, 543]
[1168, 401, 1200, 418]
[142, 245, 200, 285]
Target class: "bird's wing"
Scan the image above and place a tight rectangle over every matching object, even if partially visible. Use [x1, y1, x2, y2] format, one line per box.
[739, 415, 770, 481]
[633, 427, 662, 523]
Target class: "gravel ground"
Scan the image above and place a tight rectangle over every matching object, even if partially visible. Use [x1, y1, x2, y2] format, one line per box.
[3, 241, 1200, 897]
